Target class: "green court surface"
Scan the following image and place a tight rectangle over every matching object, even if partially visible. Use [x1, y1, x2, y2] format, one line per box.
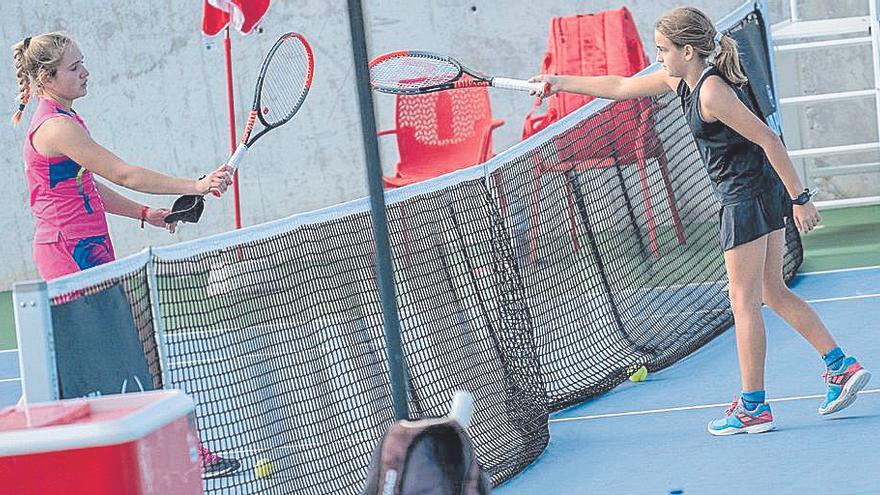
[0, 291, 12, 351]
[0, 205, 877, 351]
[799, 205, 880, 272]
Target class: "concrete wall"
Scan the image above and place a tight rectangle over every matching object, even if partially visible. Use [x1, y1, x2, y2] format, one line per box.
[0, 0, 871, 288]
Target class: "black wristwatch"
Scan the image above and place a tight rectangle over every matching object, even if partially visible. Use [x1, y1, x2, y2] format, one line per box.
[791, 188, 815, 206]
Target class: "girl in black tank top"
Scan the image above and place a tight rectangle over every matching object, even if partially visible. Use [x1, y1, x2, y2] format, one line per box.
[529, 6, 870, 436]
[677, 65, 791, 250]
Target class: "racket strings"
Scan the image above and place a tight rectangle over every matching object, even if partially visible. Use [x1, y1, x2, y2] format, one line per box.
[260, 39, 313, 127]
[370, 55, 460, 91]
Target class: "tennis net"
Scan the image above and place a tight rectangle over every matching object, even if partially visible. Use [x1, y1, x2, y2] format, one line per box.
[24, 4, 799, 493]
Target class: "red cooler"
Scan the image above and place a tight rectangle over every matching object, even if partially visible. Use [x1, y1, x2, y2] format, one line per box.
[0, 390, 203, 495]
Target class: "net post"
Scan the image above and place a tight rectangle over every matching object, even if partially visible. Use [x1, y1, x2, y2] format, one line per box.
[144, 249, 172, 391]
[346, 0, 410, 420]
[12, 280, 58, 403]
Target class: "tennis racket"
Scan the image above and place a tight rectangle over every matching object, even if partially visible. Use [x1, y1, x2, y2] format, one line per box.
[165, 32, 315, 224]
[369, 50, 547, 96]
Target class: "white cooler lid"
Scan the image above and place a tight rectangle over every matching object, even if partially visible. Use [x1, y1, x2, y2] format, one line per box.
[0, 390, 194, 456]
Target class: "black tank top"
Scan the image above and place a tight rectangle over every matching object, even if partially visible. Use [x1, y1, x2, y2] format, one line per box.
[677, 66, 777, 205]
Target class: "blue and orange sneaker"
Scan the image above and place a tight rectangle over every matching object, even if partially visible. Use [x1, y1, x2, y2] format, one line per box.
[707, 397, 775, 436]
[819, 356, 871, 415]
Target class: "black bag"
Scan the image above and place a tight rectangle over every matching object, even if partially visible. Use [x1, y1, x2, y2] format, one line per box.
[361, 416, 492, 495]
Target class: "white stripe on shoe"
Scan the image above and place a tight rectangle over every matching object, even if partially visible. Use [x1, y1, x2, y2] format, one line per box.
[707, 420, 776, 436]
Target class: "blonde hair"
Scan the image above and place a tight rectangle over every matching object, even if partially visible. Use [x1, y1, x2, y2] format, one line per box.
[655, 7, 747, 86]
[10, 32, 73, 126]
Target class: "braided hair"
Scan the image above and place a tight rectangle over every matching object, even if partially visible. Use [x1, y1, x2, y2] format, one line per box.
[11, 32, 72, 126]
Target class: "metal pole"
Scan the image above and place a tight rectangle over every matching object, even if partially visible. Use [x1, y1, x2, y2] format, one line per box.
[871, 0, 880, 158]
[224, 26, 243, 229]
[346, 0, 410, 420]
[12, 281, 57, 403]
[145, 250, 172, 391]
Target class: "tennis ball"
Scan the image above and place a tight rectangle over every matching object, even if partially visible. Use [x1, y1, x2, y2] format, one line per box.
[254, 458, 274, 478]
[629, 365, 648, 382]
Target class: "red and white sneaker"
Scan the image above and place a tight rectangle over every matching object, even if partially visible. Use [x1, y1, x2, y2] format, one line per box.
[819, 357, 871, 415]
[707, 397, 775, 436]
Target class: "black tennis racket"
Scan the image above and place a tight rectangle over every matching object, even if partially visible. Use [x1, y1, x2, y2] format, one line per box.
[165, 32, 315, 224]
[369, 50, 547, 96]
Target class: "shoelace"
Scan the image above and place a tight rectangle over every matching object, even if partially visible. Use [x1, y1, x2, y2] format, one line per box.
[724, 397, 740, 416]
[199, 446, 220, 464]
[821, 370, 830, 385]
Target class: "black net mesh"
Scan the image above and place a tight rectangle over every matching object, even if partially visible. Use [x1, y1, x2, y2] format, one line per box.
[148, 176, 550, 493]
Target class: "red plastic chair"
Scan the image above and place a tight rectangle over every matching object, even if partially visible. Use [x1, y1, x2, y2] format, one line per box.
[380, 84, 504, 188]
[524, 8, 685, 260]
[378, 84, 505, 266]
[530, 101, 685, 261]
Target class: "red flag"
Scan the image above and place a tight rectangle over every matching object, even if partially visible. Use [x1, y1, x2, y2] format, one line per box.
[202, 0, 271, 36]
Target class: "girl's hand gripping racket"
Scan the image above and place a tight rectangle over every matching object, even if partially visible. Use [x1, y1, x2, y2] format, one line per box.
[368, 50, 549, 96]
[165, 32, 315, 224]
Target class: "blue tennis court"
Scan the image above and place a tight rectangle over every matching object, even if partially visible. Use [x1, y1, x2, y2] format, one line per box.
[0, 350, 20, 407]
[496, 266, 879, 494]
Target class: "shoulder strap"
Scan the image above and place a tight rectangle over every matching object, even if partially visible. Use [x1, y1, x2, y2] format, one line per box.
[697, 66, 718, 87]
[28, 102, 87, 143]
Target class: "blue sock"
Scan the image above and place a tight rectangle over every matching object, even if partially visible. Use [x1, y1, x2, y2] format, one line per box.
[823, 347, 845, 371]
[741, 390, 765, 411]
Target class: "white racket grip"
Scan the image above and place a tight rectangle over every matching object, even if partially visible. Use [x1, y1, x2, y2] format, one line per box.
[449, 390, 475, 429]
[227, 144, 249, 173]
[491, 77, 545, 95]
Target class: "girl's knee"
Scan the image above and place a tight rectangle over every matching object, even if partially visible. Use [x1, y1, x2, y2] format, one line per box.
[729, 288, 763, 315]
[762, 283, 793, 309]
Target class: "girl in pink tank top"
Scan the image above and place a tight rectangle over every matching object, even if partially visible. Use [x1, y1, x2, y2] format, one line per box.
[12, 32, 233, 281]
[11, 32, 242, 479]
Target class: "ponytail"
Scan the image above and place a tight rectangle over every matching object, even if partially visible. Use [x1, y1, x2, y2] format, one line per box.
[656, 7, 748, 86]
[714, 34, 748, 86]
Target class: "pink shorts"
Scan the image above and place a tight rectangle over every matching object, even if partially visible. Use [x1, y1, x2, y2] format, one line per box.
[33, 233, 116, 280]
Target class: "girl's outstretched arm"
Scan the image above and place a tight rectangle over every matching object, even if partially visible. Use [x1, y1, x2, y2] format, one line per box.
[33, 117, 231, 196]
[529, 69, 677, 100]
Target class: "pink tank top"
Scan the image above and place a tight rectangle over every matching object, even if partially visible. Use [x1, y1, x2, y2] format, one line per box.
[24, 97, 108, 243]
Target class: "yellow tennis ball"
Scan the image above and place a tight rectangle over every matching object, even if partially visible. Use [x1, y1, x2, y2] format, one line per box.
[629, 365, 648, 382]
[254, 458, 274, 478]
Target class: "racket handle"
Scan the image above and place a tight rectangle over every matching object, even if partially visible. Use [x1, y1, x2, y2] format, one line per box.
[448, 390, 475, 429]
[491, 77, 545, 95]
[228, 144, 249, 173]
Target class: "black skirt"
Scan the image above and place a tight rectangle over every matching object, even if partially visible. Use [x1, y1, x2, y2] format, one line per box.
[718, 179, 793, 251]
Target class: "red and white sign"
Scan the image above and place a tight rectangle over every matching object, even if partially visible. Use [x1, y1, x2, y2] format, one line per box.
[202, 0, 272, 36]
